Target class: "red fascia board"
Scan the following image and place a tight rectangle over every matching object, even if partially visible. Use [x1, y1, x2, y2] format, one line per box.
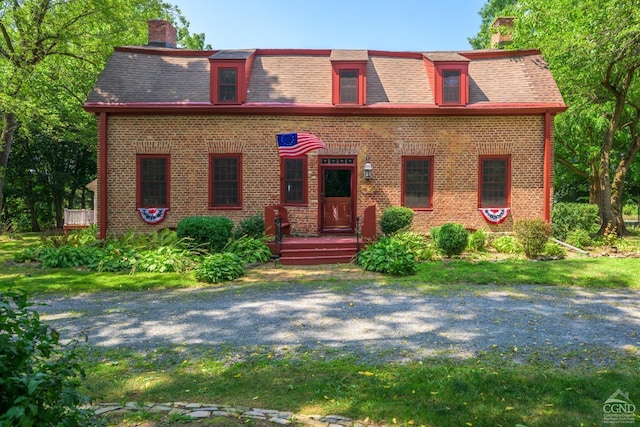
[83, 101, 567, 116]
[114, 46, 214, 57]
[459, 49, 541, 59]
[255, 48, 332, 56]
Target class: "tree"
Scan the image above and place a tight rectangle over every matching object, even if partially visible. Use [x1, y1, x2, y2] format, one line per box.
[0, 0, 204, 231]
[468, 0, 518, 49]
[478, 0, 640, 235]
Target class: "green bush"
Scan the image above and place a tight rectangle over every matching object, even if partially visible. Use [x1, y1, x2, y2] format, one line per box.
[513, 218, 552, 259]
[38, 245, 101, 269]
[543, 242, 567, 258]
[234, 214, 265, 239]
[565, 229, 594, 249]
[0, 291, 94, 426]
[436, 223, 469, 257]
[358, 236, 417, 276]
[380, 207, 414, 235]
[467, 229, 487, 252]
[132, 246, 194, 273]
[177, 216, 234, 253]
[551, 203, 599, 240]
[491, 235, 522, 254]
[195, 253, 244, 283]
[224, 236, 272, 263]
[429, 226, 441, 242]
[393, 231, 438, 262]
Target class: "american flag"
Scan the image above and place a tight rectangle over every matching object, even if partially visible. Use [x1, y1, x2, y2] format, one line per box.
[276, 132, 326, 157]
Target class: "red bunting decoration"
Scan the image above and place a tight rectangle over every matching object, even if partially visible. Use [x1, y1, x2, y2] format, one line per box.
[479, 208, 510, 224]
[137, 208, 169, 224]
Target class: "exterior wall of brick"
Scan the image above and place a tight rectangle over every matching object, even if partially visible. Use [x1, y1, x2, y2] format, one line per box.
[100, 114, 551, 235]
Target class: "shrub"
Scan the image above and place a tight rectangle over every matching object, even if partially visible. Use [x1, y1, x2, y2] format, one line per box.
[132, 246, 194, 273]
[513, 218, 552, 259]
[436, 223, 469, 257]
[393, 231, 438, 262]
[177, 216, 234, 253]
[380, 207, 414, 235]
[551, 203, 599, 240]
[467, 229, 487, 252]
[0, 291, 94, 426]
[491, 235, 522, 254]
[566, 229, 593, 249]
[358, 236, 417, 276]
[429, 226, 441, 242]
[195, 253, 244, 283]
[224, 236, 272, 263]
[38, 245, 101, 269]
[543, 242, 567, 258]
[234, 214, 265, 239]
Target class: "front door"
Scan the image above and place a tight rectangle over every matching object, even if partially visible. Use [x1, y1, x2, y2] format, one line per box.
[320, 158, 355, 232]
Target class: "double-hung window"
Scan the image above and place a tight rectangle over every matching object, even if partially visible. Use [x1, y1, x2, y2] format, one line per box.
[210, 154, 242, 209]
[402, 156, 434, 209]
[281, 157, 307, 205]
[479, 156, 511, 208]
[137, 155, 169, 208]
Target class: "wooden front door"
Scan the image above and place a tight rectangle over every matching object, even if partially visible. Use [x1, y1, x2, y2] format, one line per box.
[320, 158, 355, 232]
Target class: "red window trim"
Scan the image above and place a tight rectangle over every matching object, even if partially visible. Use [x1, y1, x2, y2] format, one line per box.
[478, 155, 511, 208]
[209, 153, 243, 209]
[280, 157, 308, 206]
[136, 154, 170, 208]
[331, 62, 367, 105]
[210, 60, 246, 105]
[401, 156, 434, 210]
[434, 62, 469, 106]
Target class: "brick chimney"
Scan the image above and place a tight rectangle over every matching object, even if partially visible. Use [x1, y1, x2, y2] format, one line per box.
[148, 19, 177, 48]
[490, 17, 515, 49]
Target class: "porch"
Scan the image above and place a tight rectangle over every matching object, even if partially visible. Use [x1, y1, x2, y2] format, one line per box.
[63, 209, 95, 233]
[265, 204, 376, 265]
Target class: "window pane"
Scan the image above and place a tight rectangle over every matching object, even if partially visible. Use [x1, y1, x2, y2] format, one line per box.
[284, 158, 304, 204]
[404, 158, 431, 208]
[339, 69, 358, 104]
[140, 157, 167, 206]
[481, 158, 507, 207]
[212, 157, 239, 206]
[443, 70, 460, 104]
[218, 68, 237, 102]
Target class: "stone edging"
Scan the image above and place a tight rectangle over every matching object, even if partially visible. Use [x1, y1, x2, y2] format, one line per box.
[90, 402, 373, 426]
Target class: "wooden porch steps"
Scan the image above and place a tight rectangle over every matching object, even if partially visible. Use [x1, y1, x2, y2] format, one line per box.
[269, 237, 359, 265]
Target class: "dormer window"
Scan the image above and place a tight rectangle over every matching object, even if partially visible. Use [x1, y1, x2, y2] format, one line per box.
[218, 68, 238, 102]
[209, 50, 256, 105]
[339, 69, 359, 104]
[443, 70, 461, 104]
[330, 50, 368, 106]
[424, 53, 469, 107]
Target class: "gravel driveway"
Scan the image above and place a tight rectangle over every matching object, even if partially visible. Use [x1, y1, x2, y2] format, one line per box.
[35, 283, 640, 362]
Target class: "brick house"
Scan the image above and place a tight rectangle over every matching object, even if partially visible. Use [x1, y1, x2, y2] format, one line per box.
[84, 20, 566, 240]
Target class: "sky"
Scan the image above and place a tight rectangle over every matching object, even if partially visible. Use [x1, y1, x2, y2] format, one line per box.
[169, 0, 488, 52]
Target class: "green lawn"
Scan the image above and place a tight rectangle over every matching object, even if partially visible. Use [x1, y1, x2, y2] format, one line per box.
[83, 346, 639, 427]
[2, 234, 640, 426]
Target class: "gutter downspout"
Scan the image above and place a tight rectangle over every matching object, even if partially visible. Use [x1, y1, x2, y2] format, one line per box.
[99, 113, 108, 239]
[543, 111, 552, 222]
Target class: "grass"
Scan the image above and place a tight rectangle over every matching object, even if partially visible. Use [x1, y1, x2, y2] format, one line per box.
[82, 345, 640, 427]
[2, 233, 640, 426]
[2, 235, 640, 295]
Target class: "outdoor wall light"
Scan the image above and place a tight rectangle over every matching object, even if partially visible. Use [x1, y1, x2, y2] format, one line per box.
[364, 157, 373, 180]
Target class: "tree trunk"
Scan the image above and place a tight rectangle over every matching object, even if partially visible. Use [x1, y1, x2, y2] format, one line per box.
[28, 198, 41, 232]
[0, 112, 19, 231]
